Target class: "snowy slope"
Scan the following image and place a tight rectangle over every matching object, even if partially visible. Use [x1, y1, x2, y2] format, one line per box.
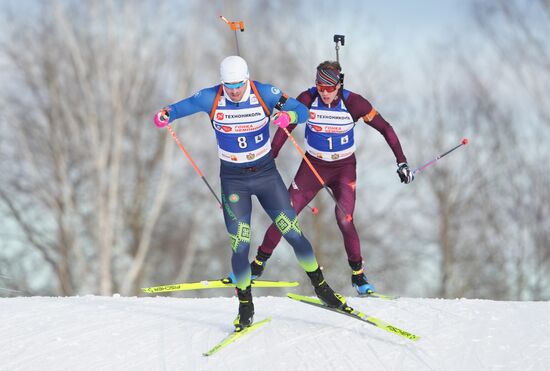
[1, 294, 549, 371]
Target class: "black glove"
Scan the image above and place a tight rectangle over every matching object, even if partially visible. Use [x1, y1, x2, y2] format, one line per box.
[397, 163, 414, 184]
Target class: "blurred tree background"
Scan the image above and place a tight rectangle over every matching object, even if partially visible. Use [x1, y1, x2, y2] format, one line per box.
[0, 0, 548, 300]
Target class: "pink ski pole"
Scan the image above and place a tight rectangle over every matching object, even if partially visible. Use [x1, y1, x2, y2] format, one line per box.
[413, 138, 469, 175]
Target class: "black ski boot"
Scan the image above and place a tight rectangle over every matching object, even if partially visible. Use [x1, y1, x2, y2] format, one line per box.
[350, 260, 376, 295]
[306, 267, 347, 309]
[251, 249, 271, 279]
[234, 286, 254, 332]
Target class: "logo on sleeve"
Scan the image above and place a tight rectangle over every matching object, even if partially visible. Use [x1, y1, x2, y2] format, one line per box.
[271, 87, 281, 95]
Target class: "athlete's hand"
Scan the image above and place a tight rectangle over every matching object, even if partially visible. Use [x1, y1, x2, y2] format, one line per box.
[154, 108, 170, 128]
[397, 163, 414, 184]
[272, 111, 291, 129]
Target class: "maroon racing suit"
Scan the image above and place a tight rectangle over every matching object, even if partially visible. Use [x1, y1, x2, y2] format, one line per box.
[257, 87, 408, 266]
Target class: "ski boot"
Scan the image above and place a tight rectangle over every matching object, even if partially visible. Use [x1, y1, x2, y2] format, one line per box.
[350, 261, 376, 295]
[250, 249, 271, 279]
[234, 286, 254, 332]
[250, 259, 264, 279]
[306, 267, 348, 309]
[221, 272, 236, 285]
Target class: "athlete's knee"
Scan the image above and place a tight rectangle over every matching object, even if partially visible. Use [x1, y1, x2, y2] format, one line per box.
[228, 221, 251, 253]
[273, 211, 302, 236]
[335, 209, 353, 223]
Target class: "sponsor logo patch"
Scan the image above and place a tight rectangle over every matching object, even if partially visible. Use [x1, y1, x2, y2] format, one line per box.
[215, 124, 232, 132]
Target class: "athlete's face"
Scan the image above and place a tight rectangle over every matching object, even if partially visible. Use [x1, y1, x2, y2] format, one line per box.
[317, 83, 341, 105]
[223, 80, 248, 102]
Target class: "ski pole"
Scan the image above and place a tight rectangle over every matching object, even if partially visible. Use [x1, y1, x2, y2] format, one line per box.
[281, 127, 352, 221]
[170, 15, 244, 208]
[166, 125, 222, 207]
[219, 15, 245, 56]
[413, 138, 469, 175]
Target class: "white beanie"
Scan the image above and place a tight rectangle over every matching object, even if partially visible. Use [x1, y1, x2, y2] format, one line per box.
[220, 56, 249, 83]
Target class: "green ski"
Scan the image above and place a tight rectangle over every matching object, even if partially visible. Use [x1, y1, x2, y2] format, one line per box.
[287, 293, 419, 341]
[203, 317, 272, 356]
[142, 279, 299, 294]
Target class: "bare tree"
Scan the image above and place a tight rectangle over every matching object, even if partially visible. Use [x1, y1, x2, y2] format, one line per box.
[398, 0, 550, 300]
[0, 1, 219, 296]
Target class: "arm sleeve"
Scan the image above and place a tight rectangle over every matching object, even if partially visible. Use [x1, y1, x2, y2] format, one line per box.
[270, 89, 312, 158]
[166, 86, 219, 123]
[346, 91, 408, 164]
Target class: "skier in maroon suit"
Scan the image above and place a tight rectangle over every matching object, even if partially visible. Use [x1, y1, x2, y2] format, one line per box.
[250, 61, 414, 294]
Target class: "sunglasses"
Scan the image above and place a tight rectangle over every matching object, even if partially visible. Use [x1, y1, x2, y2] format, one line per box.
[224, 80, 246, 89]
[316, 84, 338, 93]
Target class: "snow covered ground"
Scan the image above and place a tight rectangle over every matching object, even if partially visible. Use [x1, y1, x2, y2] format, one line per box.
[1, 293, 549, 371]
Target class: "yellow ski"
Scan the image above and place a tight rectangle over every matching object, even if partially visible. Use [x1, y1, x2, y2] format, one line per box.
[203, 317, 272, 356]
[287, 293, 419, 341]
[142, 279, 299, 294]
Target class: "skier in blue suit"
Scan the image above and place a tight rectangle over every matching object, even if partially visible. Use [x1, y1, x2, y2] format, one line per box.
[154, 56, 348, 331]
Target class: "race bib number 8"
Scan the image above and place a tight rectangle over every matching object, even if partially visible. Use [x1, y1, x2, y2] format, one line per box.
[238, 136, 248, 148]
